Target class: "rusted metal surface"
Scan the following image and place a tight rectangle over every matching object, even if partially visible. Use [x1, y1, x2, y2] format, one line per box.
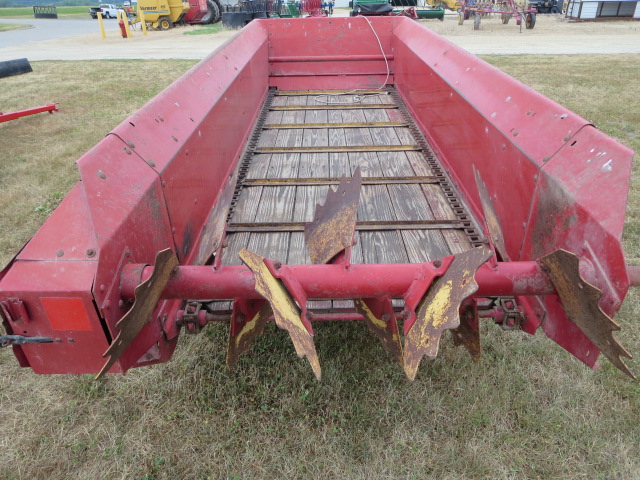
[403, 247, 492, 381]
[473, 166, 509, 261]
[450, 302, 481, 361]
[226, 300, 272, 370]
[354, 298, 403, 365]
[305, 167, 362, 265]
[274, 89, 387, 95]
[540, 249, 634, 378]
[228, 219, 461, 233]
[254, 145, 419, 154]
[239, 248, 321, 380]
[242, 176, 438, 186]
[270, 104, 397, 110]
[264, 122, 406, 129]
[97, 249, 178, 379]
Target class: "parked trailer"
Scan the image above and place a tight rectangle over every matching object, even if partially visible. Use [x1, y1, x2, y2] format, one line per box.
[0, 17, 636, 382]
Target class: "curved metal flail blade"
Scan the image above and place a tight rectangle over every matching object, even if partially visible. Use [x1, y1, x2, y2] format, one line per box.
[473, 166, 509, 262]
[354, 298, 403, 365]
[227, 301, 272, 370]
[304, 167, 362, 265]
[403, 247, 492, 381]
[97, 248, 178, 379]
[450, 302, 482, 362]
[540, 249, 634, 378]
[239, 248, 321, 380]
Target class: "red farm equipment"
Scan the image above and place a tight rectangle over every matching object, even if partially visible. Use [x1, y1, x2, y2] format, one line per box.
[184, 0, 222, 25]
[0, 17, 637, 382]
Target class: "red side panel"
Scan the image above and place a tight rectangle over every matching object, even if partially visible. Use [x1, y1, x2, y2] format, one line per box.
[0, 23, 271, 374]
[391, 17, 590, 261]
[110, 22, 269, 266]
[522, 127, 633, 366]
[266, 18, 395, 90]
[0, 261, 114, 374]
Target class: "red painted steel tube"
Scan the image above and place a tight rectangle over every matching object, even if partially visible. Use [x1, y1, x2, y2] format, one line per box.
[627, 266, 640, 287]
[0, 103, 59, 123]
[200, 313, 367, 322]
[120, 261, 555, 301]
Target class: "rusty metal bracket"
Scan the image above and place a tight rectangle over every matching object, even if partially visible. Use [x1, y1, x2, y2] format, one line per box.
[178, 301, 204, 334]
[97, 248, 179, 379]
[403, 247, 492, 381]
[354, 297, 403, 365]
[305, 167, 362, 265]
[540, 249, 634, 379]
[227, 299, 272, 370]
[239, 249, 321, 380]
[476, 297, 525, 331]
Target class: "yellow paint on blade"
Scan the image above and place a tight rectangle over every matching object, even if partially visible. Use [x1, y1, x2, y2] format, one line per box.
[240, 249, 321, 380]
[422, 280, 453, 330]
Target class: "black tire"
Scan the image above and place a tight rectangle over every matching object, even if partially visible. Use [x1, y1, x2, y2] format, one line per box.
[200, 0, 221, 24]
[473, 12, 481, 29]
[211, 0, 222, 23]
[550, 6, 559, 12]
[525, 12, 536, 28]
[104, 12, 110, 18]
[501, 13, 510, 23]
[159, 16, 173, 30]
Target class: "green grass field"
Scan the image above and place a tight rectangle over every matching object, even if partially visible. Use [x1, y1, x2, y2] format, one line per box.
[183, 23, 225, 35]
[0, 55, 639, 479]
[0, 21, 27, 30]
[0, 6, 91, 18]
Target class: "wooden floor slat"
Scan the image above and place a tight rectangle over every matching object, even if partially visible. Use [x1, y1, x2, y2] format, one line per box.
[223, 87, 477, 270]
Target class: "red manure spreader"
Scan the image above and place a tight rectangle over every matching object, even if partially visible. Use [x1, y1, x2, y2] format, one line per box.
[0, 17, 636, 382]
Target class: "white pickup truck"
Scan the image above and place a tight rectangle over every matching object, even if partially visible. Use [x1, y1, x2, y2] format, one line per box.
[89, 4, 123, 19]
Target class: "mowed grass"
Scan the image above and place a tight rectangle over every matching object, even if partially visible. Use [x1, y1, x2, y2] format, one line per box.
[0, 56, 639, 479]
[183, 23, 225, 35]
[0, 6, 91, 18]
[0, 22, 28, 30]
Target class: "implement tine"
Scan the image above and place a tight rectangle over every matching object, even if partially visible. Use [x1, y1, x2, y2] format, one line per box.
[403, 247, 492, 381]
[304, 167, 362, 265]
[239, 249, 321, 380]
[541, 249, 634, 379]
[97, 249, 178, 379]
